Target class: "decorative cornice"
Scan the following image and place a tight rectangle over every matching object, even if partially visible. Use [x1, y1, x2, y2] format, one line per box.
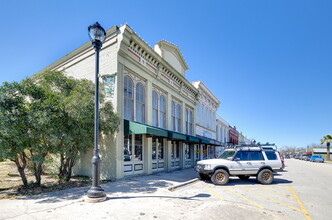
[122, 25, 198, 102]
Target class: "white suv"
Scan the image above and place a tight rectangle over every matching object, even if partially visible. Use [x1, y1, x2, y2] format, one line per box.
[195, 146, 283, 185]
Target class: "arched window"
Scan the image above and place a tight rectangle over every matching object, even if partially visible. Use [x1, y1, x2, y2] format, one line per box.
[171, 101, 176, 131]
[135, 83, 145, 123]
[185, 108, 193, 135]
[176, 104, 181, 132]
[124, 76, 134, 120]
[152, 91, 158, 127]
[159, 95, 166, 128]
[196, 103, 200, 125]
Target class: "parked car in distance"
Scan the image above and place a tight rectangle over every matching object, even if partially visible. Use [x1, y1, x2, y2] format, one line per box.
[301, 155, 308, 161]
[310, 155, 324, 163]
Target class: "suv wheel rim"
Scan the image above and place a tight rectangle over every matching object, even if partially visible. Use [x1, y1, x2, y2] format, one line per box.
[262, 172, 270, 181]
[216, 173, 225, 182]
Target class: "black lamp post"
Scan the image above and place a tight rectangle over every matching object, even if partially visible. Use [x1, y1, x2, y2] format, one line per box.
[87, 22, 107, 200]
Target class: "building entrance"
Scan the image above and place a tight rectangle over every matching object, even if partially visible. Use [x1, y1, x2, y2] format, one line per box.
[184, 144, 193, 168]
[152, 137, 164, 172]
[171, 141, 180, 169]
[123, 134, 144, 176]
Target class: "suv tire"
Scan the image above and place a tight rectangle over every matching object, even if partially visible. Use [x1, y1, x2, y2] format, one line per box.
[257, 169, 273, 184]
[211, 169, 229, 185]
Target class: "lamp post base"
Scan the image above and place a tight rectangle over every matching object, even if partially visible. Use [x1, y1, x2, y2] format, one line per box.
[85, 195, 107, 203]
[87, 186, 106, 202]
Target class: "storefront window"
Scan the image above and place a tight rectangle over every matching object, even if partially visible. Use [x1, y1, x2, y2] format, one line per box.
[134, 135, 143, 161]
[185, 144, 191, 159]
[171, 141, 180, 159]
[152, 137, 157, 160]
[158, 138, 164, 160]
[124, 134, 132, 161]
[208, 146, 215, 158]
[203, 145, 208, 159]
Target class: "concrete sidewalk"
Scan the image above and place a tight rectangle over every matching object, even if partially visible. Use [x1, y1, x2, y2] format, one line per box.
[0, 168, 282, 220]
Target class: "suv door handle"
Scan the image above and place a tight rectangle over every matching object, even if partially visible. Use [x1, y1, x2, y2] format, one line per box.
[261, 162, 265, 165]
[247, 162, 252, 165]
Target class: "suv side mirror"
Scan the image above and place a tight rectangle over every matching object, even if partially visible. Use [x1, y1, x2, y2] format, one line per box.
[234, 158, 240, 161]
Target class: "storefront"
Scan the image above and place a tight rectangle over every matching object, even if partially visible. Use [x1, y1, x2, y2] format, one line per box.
[123, 120, 203, 176]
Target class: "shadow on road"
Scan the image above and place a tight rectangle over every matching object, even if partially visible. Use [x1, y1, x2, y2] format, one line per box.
[201, 176, 293, 186]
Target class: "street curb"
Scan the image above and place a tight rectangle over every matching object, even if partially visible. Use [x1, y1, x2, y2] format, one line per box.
[168, 178, 200, 191]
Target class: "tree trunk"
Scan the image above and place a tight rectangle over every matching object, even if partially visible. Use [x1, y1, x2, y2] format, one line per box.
[12, 153, 28, 187]
[58, 155, 76, 183]
[33, 164, 43, 186]
[327, 142, 330, 161]
[17, 166, 28, 186]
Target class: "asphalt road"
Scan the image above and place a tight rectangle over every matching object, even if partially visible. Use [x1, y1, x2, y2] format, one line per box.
[175, 159, 332, 220]
[0, 159, 331, 220]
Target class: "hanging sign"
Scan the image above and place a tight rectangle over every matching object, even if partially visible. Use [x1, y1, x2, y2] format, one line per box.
[101, 73, 117, 101]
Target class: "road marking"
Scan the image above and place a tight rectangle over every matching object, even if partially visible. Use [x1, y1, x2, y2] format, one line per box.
[258, 186, 294, 200]
[288, 186, 312, 220]
[241, 187, 305, 214]
[206, 188, 224, 201]
[222, 188, 264, 209]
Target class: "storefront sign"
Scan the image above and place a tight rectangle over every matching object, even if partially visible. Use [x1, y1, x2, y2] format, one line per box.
[101, 73, 117, 101]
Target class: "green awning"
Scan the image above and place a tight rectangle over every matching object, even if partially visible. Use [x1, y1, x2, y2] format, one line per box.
[186, 135, 200, 143]
[168, 131, 187, 140]
[124, 120, 168, 137]
[200, 138, 210, 144]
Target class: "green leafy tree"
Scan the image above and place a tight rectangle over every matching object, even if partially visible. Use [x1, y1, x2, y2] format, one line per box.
[37, 71, 120, 182]
[321, 134, 332, 161]
[0, 70, 120, 186]
[0, 81, 32, 186]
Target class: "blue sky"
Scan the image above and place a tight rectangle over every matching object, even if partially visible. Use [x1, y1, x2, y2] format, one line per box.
[1, 0, 331, 148]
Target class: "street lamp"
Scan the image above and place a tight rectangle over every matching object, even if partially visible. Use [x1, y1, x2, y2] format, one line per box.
[87, 22, 107, 201]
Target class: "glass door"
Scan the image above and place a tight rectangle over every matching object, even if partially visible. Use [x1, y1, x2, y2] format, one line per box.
[171, 141, 180, 169]
[184, 144, 192, 168]
[124, 134, 144, 176]
[152, 137, 164, 172]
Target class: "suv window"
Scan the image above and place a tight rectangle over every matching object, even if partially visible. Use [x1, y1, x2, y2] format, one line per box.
[250, 151, 264, 160]
[265, 151, 277, 160]
[235, 151, 250, 161]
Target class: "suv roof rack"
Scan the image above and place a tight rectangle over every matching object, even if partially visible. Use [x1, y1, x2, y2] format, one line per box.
[225, 143, 277, 150]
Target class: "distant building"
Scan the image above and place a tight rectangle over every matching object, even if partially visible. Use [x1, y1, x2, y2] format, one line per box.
[313, 148, 332, 160]
[228, 126, 239, 145]
[192, 81, 221, 160]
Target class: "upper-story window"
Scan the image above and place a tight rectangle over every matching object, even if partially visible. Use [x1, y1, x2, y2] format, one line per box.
[175, 104, 181, 132]
[201, 104, 204, 126]
[135, 82, 145, 123]
[171, 101, 176, 131]
[152, 91, 158, 126]
[124, 76, 134, 120]
[159, 95, 166, 128]
[196, 103, 200, 125]
[186, 108, 193, 135]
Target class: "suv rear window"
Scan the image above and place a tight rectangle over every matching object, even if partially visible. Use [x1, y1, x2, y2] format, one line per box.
[250, 151, 264, 160]
[265, 151, 277, 160]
